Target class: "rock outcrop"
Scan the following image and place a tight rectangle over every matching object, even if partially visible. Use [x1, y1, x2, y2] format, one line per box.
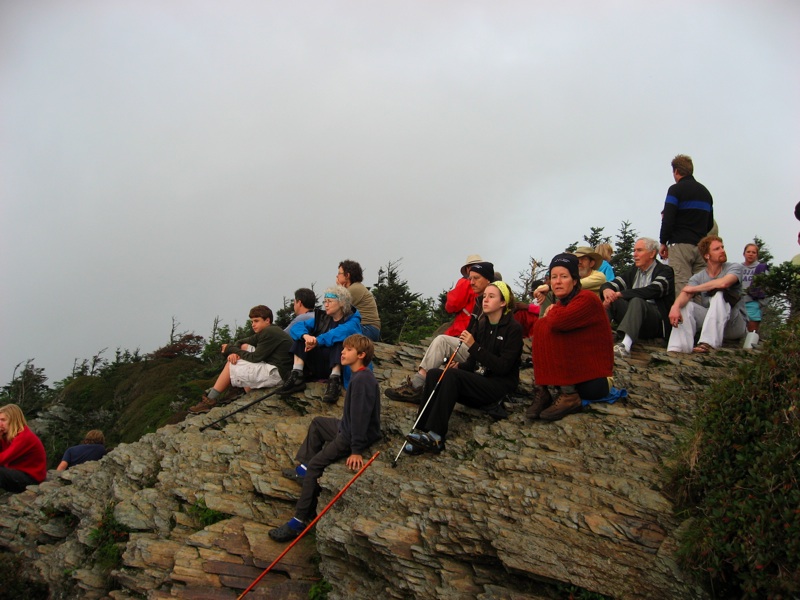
[1, 341, 745, 599]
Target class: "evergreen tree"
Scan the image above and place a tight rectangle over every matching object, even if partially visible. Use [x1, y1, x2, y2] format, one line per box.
[583, 226, 610, 248]
[752, 235, 774, 267]
[565, 241, 579, 253]
[371, 259, 421, 344]
[611, 220, 638, 273]
[274, 297, 295, 329]
[0, 359, 50, 414]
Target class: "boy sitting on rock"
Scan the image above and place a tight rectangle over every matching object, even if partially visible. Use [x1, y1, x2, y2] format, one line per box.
[189, 305, 292, 414]
[269, 334, 381, 542]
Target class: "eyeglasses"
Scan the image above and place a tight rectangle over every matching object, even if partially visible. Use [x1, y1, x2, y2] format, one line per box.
[323, 298, 338, 304]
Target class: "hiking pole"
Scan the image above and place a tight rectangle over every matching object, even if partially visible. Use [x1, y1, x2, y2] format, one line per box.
[391, 341, 462, 468]
[236, 451, 380, 600]
[199, 386, 284, 432]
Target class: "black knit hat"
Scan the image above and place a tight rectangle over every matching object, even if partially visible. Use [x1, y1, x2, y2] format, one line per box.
[549, 253, 579, 280]
[468, 261, 495, 282]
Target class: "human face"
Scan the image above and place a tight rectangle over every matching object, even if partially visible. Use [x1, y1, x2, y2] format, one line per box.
[633, 240, 656, 270]
[336, 268, 350, 287]
[482, 285, 507, 319]
[706, 241, 727, 265]
[550, 266, 576, 299]
[324, 297, 343, 318]
[250, 316, 269, 333]
[468, 271, 490, 295]
[577, 256, 594, 279]
[0, 413, 8, 435]
[340, 345, 364, 367]
[743, 245, 759, 265]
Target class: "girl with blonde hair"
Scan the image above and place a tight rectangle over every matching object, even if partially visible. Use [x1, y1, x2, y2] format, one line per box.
[0, 403, 47, 493]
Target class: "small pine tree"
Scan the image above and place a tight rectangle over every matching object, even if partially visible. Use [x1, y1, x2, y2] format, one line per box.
[611, 220, 638, 273]
[751, 235, 774, 267]
[274, 297, 295, 329]
[583, 226, 610, 248]
[371, 259, 421, 344]
[0, 359, 50, 414]
[564, 241, 579, 253]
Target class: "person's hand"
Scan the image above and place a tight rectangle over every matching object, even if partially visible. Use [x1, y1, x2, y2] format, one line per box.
[346, 454, 363, 471]
[542, 304, 554, 318]
[458, 330, 475, 348]
[303, 335, 318, 352]
[533, 284, 549, 303]
[602, 289, 620, 307]
[227, 353, 240, 364]
[669, 306, 682, 328]
[659, 244, 669, 260]
[221, 343, 228, 353]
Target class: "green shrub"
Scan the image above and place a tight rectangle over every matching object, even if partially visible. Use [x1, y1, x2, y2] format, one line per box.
[186, 498, 229, 528]
[308, 579, 332, 600]
[669, 319, 800, 597]
[0, 552, 49, 599]
[88, 505, 131, 571]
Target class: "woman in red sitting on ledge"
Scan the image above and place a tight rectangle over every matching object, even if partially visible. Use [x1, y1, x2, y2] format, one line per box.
[0, 403, 47, 493]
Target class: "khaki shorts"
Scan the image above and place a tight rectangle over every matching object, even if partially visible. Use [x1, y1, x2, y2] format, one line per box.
[229, 360, 282, 389]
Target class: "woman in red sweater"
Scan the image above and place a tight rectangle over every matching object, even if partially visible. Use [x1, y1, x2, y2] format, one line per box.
[529, 253, 614, 422]
[0, 403, 47, 493]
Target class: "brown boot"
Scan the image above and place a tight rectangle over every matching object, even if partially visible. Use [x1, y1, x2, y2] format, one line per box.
[539, 392, 582, 421]
[526, 385, 553, 419]
[188, 395, 217, 414]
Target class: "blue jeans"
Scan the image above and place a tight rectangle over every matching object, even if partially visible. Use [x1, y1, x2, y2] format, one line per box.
[361, 324, 381, 342]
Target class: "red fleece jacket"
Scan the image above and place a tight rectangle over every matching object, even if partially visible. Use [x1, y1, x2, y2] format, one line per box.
[0, 426, 47, 482]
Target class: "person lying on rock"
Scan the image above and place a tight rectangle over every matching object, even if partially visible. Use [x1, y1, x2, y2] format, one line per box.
[385, 260, 495, 404]
[189, 305, 293, 414]
[0, 403, 47, 494]
[280, 286, 362, 403]
[403, 281, 523, 456]
[56, 429, 106, 470]
[528, 253, 614, 422]
[270, 334, 381, 543]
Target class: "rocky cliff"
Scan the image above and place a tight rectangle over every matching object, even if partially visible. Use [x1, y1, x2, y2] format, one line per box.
[0, 340, 741, 599]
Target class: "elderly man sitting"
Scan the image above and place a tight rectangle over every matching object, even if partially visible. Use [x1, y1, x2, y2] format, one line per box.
[600, 237, 675, 358]
[667, 235, 748, 353]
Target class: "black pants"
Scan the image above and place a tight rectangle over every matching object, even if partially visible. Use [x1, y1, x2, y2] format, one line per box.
[293, 416, 352, 522]
[417, 368, 512, 439]
[290, 340, 343, 380]
[561, 377, 610, 400]
[607, 297, 663, 343]
[0, 467, 39, 494]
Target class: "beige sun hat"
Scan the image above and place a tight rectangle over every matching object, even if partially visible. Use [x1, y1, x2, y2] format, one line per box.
[572, 246, 604, 267]
[461, 254, 484, 277]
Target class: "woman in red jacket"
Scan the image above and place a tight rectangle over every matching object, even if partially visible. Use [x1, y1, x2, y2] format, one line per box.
[0, 403, 47, 493]
[529, 254, 614, 422]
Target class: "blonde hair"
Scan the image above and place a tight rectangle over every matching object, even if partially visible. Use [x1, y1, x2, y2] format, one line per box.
[595, 243, 613, 262]
[0, 404, 28, 441]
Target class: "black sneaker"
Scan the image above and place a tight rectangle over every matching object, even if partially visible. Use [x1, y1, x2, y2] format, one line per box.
[322, 376, 341, 404]
[269, 520, 304, 543]
[484, 400, 508, 421]
[281, 467, 304, 482]
[280, 370, 306, 395]
[405, 431, 445, 454]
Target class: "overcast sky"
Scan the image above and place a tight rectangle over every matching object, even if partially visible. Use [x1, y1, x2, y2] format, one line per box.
[2, 1, 798, 384]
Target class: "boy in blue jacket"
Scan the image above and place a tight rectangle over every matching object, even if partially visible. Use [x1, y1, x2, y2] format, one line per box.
[269, 334, 381, 543]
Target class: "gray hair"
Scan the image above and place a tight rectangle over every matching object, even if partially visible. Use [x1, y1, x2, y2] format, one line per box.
[324, 285, 352, 314]
[638, 237, 659, 254]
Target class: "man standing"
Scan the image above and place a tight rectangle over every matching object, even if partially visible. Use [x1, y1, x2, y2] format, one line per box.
[659, 154, 714, 293]
[667, 236, 747, 353]
[600, 238, 675, 358]
[385, 261, 495, 403]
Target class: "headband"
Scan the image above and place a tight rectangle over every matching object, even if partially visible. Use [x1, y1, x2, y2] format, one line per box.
[324, 292, 338, 299]
[491, 281, 512, 313]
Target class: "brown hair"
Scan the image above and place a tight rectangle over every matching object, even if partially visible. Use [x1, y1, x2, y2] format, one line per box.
[743, 243, 759, 254]
[249, 305, 273, 322]
[82, 430, 105, 445]
[671, 154, 694, 177]
[0, 404, 28, 441]
[343, 334, 374, 366]
[595, 242, 613, 262]
[698, 235, 723, 258]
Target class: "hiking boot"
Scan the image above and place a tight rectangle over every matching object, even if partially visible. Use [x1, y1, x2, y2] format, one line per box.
[281, 466, 304, 482]
[280, 370, 306, 395]
[188, 395, 217, 414]
[322, 376, 342, 404]
[269, 518, 304, 543]
[405, 431, 445, 454]
[539, 392, 582, 422]
[385, 376, 423, 404]
[525, 385, 553, 420]
[484, 399, 508, 421]
[613, 344, 630, 359]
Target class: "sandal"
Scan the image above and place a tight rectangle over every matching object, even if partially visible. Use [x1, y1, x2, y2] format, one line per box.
[692, 342, 713, 354]
[405, 431, 446, 454]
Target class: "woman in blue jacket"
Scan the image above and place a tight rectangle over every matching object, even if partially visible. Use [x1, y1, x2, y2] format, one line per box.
[280, 285, 362, 403]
